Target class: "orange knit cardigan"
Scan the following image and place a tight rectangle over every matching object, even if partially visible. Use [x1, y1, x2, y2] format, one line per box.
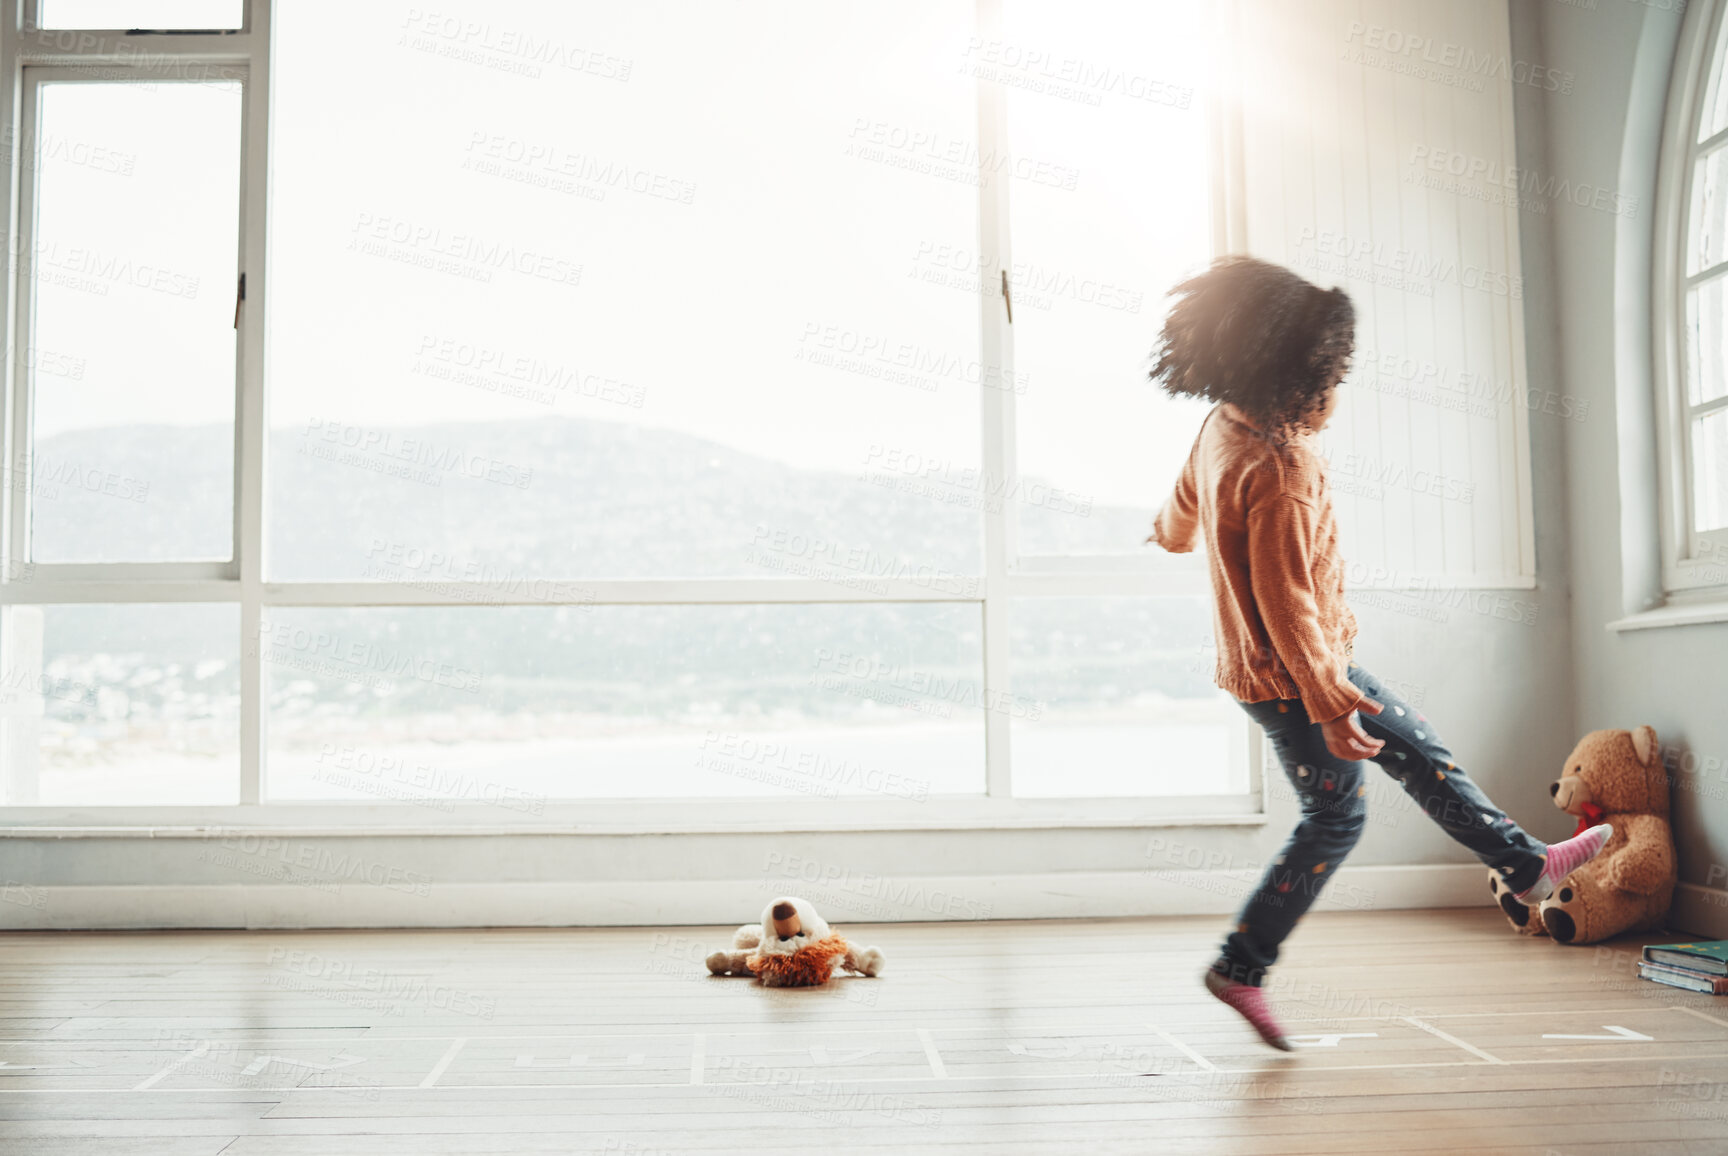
[1150, 404, 1362, 723]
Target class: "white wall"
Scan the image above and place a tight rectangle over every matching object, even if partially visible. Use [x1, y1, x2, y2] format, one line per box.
[1524, 0, 1728, 936]
[1241, 0, 1537, 586]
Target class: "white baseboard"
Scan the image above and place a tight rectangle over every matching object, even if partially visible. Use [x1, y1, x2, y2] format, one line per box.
[0, 863, 1493, 930]
[1671, 882, 1728, 939]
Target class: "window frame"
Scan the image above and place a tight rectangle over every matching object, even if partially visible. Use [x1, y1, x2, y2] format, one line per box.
[1656, 0, 1728, 599]
[0, 0, 1264, 830]
[11, 62, 249, 582]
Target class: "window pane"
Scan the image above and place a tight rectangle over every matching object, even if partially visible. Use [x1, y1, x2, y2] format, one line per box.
[0, 603, 239, 805]
[264, 604, 984, 802]
[1687, 280, 1728, 408]
[999, 0, 1213, 556]
[267, 2, 981, 581]
[34, 0, 241, 29]
[27, 79, 240, 562]
[1695, 409, 1728, 534]
[1691, 147, 1728, 276]
[1701, 11, 1728, 144]
[1008, 597, 1240, 797]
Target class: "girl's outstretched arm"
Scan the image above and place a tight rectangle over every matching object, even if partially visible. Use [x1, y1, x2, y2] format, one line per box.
[1147, 450, 1200, 553]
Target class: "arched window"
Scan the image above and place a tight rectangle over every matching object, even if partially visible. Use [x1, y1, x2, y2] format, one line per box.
[1660, 0, 1728, 593]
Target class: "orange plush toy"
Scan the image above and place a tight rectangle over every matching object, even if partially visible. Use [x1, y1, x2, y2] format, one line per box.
[1489, 726, 1677, 944]
[705, 896, 884, 986]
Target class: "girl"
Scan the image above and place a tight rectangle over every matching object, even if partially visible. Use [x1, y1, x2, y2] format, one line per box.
[1145, 256, 1610, 1050]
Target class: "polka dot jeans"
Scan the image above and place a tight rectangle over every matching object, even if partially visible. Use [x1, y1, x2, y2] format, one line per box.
[1213, 663, 1548, 987]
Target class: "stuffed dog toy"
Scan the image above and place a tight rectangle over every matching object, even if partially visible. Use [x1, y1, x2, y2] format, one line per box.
[705, 896, 884, 986]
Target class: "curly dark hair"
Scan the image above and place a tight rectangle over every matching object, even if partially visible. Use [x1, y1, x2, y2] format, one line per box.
[1149, 256, 1355, 443]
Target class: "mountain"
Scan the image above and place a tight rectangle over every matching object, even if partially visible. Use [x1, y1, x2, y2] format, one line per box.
[31, 416, 1162, 579]
[20, 419, 1211, 733]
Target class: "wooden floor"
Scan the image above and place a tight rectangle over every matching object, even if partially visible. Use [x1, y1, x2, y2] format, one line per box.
[0, 908, 1725, 1155]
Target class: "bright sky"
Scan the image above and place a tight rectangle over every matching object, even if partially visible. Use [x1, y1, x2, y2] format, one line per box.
[29, 0, 1216, 509]
[36, 0, 241, 27]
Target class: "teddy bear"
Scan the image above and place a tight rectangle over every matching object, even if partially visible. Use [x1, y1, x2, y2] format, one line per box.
[705, 896, 884, 986]
[1488, 725, 1676, 944]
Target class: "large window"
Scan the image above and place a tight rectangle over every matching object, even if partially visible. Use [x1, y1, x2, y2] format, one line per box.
[1662, 0, 1728, 593]
[0, 0, 1245, 822]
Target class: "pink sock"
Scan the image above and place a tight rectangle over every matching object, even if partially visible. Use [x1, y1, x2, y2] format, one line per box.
[1514, 823, 1613, 904]
[1205, 968, 1292, 1051]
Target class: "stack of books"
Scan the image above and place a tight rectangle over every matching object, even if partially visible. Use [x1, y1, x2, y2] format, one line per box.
[1640, 940, 1728, 994]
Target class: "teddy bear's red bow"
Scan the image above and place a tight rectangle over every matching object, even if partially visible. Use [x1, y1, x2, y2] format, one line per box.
[1572, 801, 1606, 838]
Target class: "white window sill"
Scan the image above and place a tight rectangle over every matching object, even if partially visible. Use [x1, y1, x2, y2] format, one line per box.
[1607, 598, 1728, 631]
[0, 797, 1270, 837]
